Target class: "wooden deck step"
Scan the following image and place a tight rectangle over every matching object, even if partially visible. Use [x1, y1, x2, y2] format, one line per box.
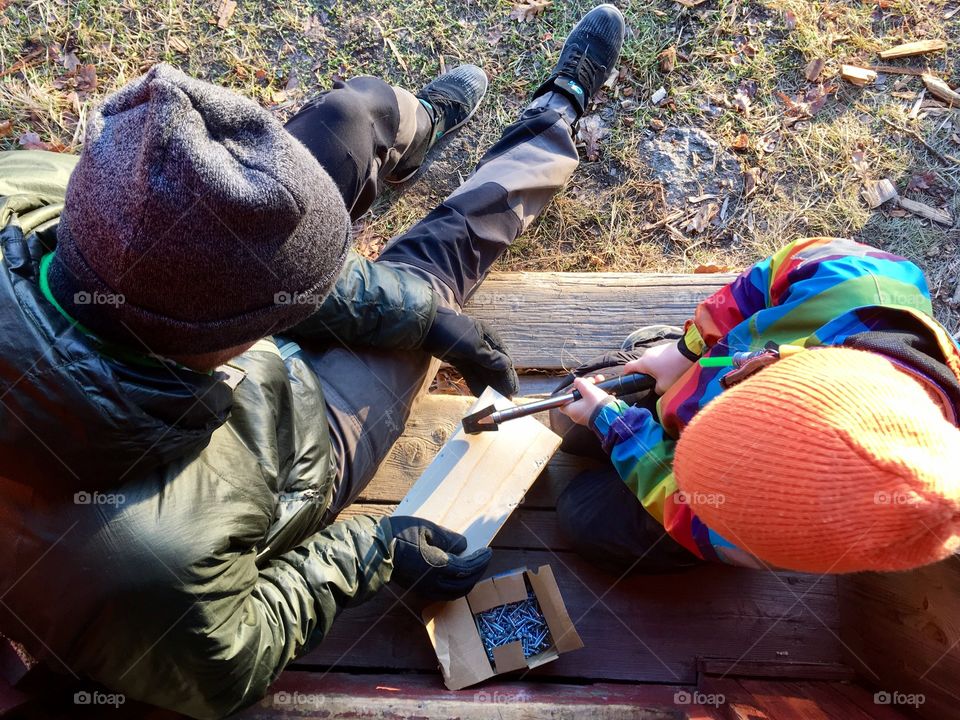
[306, 393, 845, 685]
[233, 672, 914, 720]
[464, 272, 734, 371]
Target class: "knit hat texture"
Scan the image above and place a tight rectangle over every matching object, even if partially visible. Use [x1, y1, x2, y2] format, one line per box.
[48, 63, 350, 355]
[675, 347, 960, 573]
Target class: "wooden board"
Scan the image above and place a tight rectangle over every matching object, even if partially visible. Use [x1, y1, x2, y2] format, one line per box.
[463, 272, 733, 370]
[392, 388, 561, 553]
[359, 393, 603, 509]
[838, 557, 960, 720]
[235, 672, 694, 719]
[296, 549, 843, 684]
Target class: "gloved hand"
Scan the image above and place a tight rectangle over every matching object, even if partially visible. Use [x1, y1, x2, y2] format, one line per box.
[386, 515, 492, 601]
[421, 306, 520, 397]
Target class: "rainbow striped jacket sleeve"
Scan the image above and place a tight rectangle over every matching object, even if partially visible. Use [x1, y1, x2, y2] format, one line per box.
[591, 237, 940, 565]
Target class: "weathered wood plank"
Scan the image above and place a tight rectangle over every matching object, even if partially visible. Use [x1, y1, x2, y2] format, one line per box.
[236, 671, 688, 719]
[463, 272, 732, 370]
[297, 550, 843, 684]
[838, 557, 960, 720]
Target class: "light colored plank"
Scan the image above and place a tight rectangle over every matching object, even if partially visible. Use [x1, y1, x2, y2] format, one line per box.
[463, 272, 732, 370]
[358, 393, 600, 508]
[392, 388, 562, 553]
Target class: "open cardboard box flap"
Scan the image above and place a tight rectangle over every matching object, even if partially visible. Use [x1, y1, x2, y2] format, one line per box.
[423, 565, 583, 690]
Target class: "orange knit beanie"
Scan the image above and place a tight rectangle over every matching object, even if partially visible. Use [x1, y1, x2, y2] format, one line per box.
[674, 347, 960, 573]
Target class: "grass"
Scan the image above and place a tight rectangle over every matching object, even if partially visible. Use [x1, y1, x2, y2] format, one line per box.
[1, 0, 958, 332]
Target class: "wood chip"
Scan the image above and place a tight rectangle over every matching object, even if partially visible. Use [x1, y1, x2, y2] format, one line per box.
[651, 87, 667, 105]
[898, 196, 954, 225]
[922, 74, 960, 106]
[867, 64, 927, 77]
[216, 0, 237, 29]
[861, 179, 898, 209]
[879, 40, 947, 60]
[169, 37, 190, 54]
[805, 58, 826, 82]
[841, 65, 877, 87]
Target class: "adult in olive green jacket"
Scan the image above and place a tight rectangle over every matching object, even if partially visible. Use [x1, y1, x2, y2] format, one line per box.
[0, 6, 620, 714]
[0, 65, 518, 718]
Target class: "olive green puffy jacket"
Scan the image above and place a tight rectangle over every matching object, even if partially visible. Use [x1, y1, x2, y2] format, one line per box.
[0, 150, 438, 718]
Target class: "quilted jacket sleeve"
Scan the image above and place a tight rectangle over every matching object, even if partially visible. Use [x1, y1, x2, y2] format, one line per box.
[287, 250, 439, 350]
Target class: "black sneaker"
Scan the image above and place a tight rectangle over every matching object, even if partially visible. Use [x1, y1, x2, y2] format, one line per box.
[388, 65, 488, 183]
[532, 4, 626, 119]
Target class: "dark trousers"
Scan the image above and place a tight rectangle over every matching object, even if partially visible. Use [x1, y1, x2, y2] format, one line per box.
[282, 77, 580, 514]
[551, 331, 703, 574]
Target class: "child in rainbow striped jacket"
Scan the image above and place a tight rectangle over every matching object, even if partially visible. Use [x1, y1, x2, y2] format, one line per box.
[560, 237, 960, 574]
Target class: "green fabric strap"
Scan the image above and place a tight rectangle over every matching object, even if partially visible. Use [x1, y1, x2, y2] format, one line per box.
[38, 251, 163, 368]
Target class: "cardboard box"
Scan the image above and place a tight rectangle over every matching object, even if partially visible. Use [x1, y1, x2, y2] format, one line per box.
[423, 565, 583, 690]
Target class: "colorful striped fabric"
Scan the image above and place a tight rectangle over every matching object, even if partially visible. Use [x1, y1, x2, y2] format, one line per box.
[592, 237, 960, 567]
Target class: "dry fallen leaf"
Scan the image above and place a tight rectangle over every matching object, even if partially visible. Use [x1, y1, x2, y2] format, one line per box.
[695, 263, 732, 273]
[805, 58, 826, 82]
[851, 149, 870, 177]
[784, 10, 797, 30]
[18, 132, 47, 150]
[906, 171, 938, 193]
[731, 80, 757, 115]
[659, 46, 677, 74]
[509, 0, 551, 23]
[62, 50, 80, 72]
[76, 64, 97, 95]
[486, 28, 504, 46]
[0, 119, 12, 138]
[684, 202, 718, 234]
[576, 114, 610, 161]
[743, 167, 759, 197]
[730, 133, 749, 151]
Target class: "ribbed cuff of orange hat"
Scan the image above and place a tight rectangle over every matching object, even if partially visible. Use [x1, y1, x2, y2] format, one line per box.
[678, 321, 705, 361]
[592, 399, 629, 439]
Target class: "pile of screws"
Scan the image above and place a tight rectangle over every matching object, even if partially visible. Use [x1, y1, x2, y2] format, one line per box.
[474, 590, 553, 665]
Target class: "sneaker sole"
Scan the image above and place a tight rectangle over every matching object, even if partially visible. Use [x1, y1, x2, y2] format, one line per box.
[385, 76, 489, 185]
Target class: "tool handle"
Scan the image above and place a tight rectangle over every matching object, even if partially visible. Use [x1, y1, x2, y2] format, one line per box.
[490, 372, 656, 425]
[570, 372, 655, 400]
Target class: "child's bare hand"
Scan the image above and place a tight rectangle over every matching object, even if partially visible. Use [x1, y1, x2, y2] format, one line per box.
[560, 375, 615, 427]
[624, 341, 694, 395]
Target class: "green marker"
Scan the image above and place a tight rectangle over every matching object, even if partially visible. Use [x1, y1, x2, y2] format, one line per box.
[699, 356, 736, 368]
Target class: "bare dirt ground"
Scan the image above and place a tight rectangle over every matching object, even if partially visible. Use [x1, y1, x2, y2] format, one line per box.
[2, 0, 958, 332]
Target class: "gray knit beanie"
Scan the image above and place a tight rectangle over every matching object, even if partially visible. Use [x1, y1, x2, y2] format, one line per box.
[48, 63, 350, 355]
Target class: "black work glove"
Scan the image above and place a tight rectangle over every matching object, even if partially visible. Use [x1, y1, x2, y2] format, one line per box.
[421, 306, 520, 397]
[386, 516, 492, 601]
